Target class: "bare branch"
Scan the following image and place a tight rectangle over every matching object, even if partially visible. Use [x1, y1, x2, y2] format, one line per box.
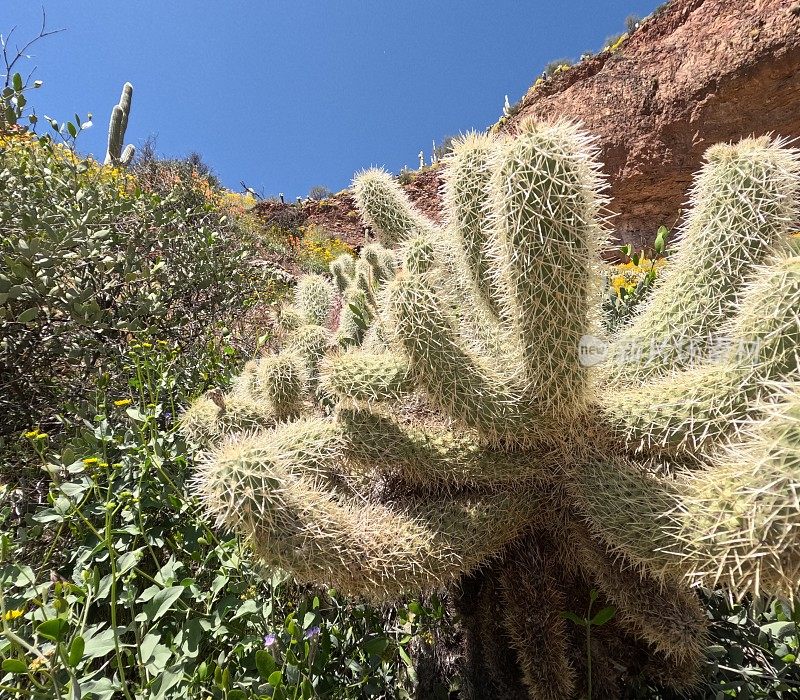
[2, 7, 65, 87]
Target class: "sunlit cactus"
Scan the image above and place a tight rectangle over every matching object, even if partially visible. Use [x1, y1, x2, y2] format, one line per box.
[104, 82, 135, 167]
[183, 120, 800, 698]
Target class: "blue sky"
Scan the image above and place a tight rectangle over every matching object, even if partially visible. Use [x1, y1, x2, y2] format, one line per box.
[4, 1, 661, 198]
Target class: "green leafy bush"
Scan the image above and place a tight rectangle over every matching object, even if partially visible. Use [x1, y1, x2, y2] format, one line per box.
[0, 341, 439, 699]
[0, 130, 256, 435]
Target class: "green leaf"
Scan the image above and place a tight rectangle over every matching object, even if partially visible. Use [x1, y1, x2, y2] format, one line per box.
[590, 606, 616, 627]
[66, 121, 77, 138]
[363, 636, 389, 656]
[255, 649, 276, 678]
[268, 670, 283, 687]
[146, 585, 185, 621]
[17, 307, 38, 323]
[68, 635, 85, 666]
[559, 611, 586, 627]
[82, 626, 119, 659]
[2, 658, 28, 674]
[37, 617, 68, 641]
[12, 73, 23, 91]
[228, 692, 246, 700]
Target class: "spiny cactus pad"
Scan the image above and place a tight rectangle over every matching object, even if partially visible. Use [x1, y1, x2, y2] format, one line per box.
[183, 120, 800, 698]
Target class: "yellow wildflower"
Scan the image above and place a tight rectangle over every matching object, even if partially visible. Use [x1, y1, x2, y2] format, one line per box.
[114, 399, 132, 407]
[28, 657, 46, 672]
[82, 457, 100, 465]
[23, 429, 40, 439]
[3, 609, 24, 621]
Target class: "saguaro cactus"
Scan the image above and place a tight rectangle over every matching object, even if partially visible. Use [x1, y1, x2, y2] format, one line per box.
[183, 121, 800, 698]
[104, 82, 135, 167]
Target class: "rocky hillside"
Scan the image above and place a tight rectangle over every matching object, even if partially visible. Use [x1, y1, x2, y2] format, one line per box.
[256, 0, 800, 251]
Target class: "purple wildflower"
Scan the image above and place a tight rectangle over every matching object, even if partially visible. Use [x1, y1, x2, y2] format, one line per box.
[263, 633, 277, 647]
[304, 626, 321, 640]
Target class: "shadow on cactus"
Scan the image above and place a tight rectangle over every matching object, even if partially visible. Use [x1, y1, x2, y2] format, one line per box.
[181, 120, 800, 698]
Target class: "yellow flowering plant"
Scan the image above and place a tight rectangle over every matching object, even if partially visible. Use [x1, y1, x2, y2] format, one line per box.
[603, 226, 669, 332]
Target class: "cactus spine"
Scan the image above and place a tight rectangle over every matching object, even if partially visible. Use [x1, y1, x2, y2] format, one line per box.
[104, 82, 135, 167]
[183, 120, 800, 698]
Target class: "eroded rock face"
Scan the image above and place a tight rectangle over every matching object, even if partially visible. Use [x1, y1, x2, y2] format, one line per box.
[258, 0, 800, 252]
[499, 0, 800, 246]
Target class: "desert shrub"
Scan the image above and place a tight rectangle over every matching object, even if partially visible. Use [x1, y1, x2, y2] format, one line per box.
[0, 339, 439, 699]
[307, 185, 333, 201]
[397, 166, 416, 186]
[295, 225, 354, 275]
[542, 58, 574, 77]
[431, 136, 457, 163]
[0, 131, 257, 436]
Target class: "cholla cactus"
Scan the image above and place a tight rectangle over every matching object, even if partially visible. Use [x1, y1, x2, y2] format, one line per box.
[104, 82, 135, 167]
[183, 121, 800, 698]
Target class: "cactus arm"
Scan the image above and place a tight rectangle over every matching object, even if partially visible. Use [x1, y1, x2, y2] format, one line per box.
[388, 274, 548, 445]
[670, 385, 800, 597]
[320, 350, 412, 404]
[575, 386, 800, 600]
[564, 518, 706, 669]
[602, 253, 800, 453]
[120, 144, 135, 167]
[252, 352, 308, 420]
[443, 132, 507, 317]
[491, 120, 607, 416]
[330, 253, 355, 293]
[352, 168, 440, 246]
[338, 406, 552, 488]
[118, 81, 132, 135]
[104, 105, 124, 165]
[294, 274, 335, 326]
[603, 137, 800, 382]
[497, 538, 577, 699]
[195, 419, 542, 599]
[285, 324, 334, 376]
[179, 392, 276, 449]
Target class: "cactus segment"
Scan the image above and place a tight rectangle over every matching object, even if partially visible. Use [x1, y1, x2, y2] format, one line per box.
[195, 420, 541, 599]
[604, 136, 800, 381]
[294, 274, 335, 326]
[603, 253, 800, 452]
[320, 350, 412, 404]
[352, 168, 439, 245]
[671, 385, 800, 597]
[338, 407, 552, 488]
[252, 352, 307, 420]
[491, 119, 607, 415]
[443, 132, 507, 316]
[388, 274, 546, 444]
[104, 82, 135, 168]
[330, 253, 356, 293]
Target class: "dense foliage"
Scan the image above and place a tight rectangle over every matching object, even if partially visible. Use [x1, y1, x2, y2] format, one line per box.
[0, 129, 255, 435]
